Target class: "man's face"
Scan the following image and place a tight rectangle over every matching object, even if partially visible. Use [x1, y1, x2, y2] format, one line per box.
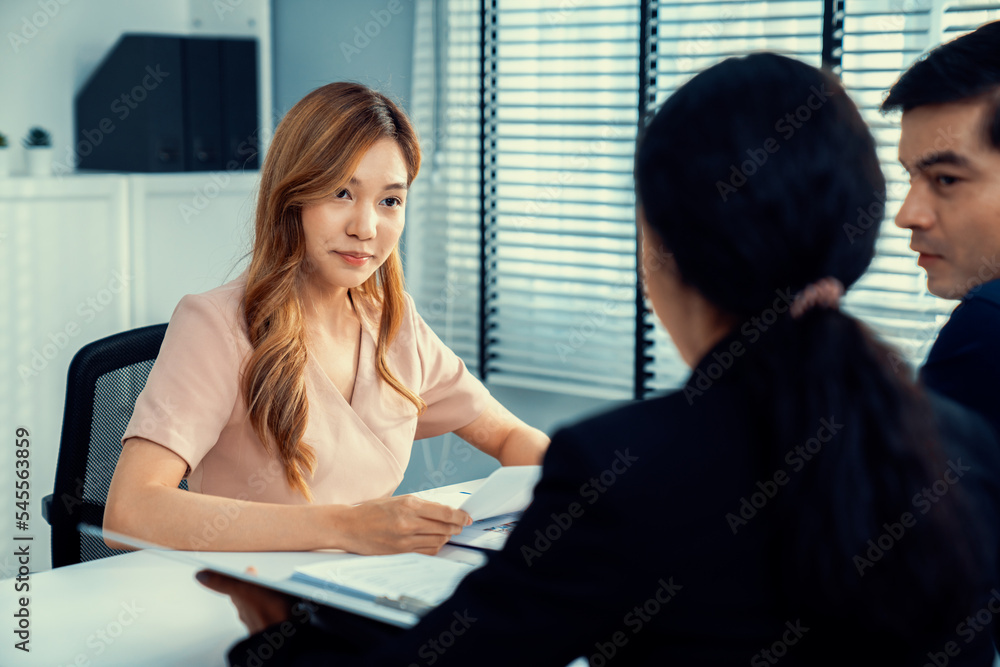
[896, 96, 1000, 299]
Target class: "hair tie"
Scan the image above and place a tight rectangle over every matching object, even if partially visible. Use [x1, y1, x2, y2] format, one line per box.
[790, 277, 844, 318]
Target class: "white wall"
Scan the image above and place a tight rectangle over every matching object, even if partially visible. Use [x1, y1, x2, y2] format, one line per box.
[1, 1, 186, 170]
[0, 0, 273, 174]
[272, 0, 415, 117]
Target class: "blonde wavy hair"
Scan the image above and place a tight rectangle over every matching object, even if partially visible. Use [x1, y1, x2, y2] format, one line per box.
[241, 82, 425, 501]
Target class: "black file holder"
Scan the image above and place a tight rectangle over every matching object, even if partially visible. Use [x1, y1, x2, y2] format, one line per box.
[74, 33, 259, 173]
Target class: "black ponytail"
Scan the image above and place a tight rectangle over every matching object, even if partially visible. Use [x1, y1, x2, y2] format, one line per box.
[636, 53, 985, 638]
[746, 307, 980, 637]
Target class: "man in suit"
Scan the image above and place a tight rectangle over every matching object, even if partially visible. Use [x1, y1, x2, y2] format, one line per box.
[882, 20, 1000, 437]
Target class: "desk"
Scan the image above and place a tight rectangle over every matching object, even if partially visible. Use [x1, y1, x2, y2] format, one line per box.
[0, 549, 358, 667]
[1, 548, 591, 667]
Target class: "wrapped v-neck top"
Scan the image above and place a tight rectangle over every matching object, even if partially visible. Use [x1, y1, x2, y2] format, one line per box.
[120, 274, 491, 505]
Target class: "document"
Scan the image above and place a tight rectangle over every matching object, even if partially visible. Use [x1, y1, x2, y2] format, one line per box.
[456, 465, 541, 521]
[413, 465, 541, 550]
[292, 552, 484, 608]
[448, 511, 521, 550]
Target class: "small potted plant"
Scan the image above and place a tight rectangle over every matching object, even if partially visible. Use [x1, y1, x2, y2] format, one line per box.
[0, 132, 9, 177]
[23, 127, 53, 177]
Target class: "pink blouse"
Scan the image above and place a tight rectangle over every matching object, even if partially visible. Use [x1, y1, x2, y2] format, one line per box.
[121, 274, 491, 505]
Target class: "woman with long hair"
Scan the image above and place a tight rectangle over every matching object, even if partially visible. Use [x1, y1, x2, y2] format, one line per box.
[104, 82, 549, 554]
[201, 55, 1000, 665]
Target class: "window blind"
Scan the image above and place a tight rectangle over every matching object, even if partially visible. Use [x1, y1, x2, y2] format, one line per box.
[410, 0, 999, 402]
[645, 0, 827, 394]
[408, 0, 484, 374]
[483, 0, 643, 399]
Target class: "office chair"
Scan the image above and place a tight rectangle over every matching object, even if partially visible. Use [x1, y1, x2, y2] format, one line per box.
[42, 323, 188, 568]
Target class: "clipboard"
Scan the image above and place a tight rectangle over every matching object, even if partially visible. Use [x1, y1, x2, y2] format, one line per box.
[78, 523, 441, 628]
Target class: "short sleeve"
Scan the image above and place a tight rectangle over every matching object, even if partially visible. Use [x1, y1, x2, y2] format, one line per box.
[122, 293, 242, 474]
[409, 295, 492, 440]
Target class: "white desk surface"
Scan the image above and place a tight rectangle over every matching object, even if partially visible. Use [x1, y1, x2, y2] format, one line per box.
[0, 549, 353, 667]
[0, 548, 639, 667]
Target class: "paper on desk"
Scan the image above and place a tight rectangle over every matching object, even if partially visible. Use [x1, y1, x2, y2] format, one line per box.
[292, 552, 484, 606]
[411, 466, 542, 550]
[457, 465, 541, 521]
[449, 511, 521, 550]
[413, 478, 487, 510]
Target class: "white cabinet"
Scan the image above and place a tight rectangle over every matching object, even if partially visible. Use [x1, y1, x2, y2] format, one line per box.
[0, 172, 256, 572]
[128, 173, 256, 325]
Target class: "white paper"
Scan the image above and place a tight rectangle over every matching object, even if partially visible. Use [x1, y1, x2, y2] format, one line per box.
[448, 511, 522, 551]
[292, 553, 484, 605]
[457, 465, 541, 521]
[410, 466, 542, 550]
[411, 478, 487, 509]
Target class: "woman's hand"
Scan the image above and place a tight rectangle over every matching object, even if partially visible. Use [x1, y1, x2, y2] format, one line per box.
[196, 568, 297, 635]
[335, 496, 472, 555]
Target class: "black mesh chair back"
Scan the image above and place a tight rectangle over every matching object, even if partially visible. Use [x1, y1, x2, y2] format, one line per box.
[45, 323, 187, 568]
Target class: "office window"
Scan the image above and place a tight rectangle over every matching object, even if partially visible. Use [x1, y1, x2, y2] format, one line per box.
[411, 0, 643, 400]
[486, 0, 642, 399]
[409, 0, 998, 400]
[645, 0, 827, 393]
[408, 0, 483, 374]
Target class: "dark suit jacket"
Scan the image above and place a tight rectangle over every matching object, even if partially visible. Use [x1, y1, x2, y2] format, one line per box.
[228, 335, 1000, 667]
[922, 277, 1000, 439]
